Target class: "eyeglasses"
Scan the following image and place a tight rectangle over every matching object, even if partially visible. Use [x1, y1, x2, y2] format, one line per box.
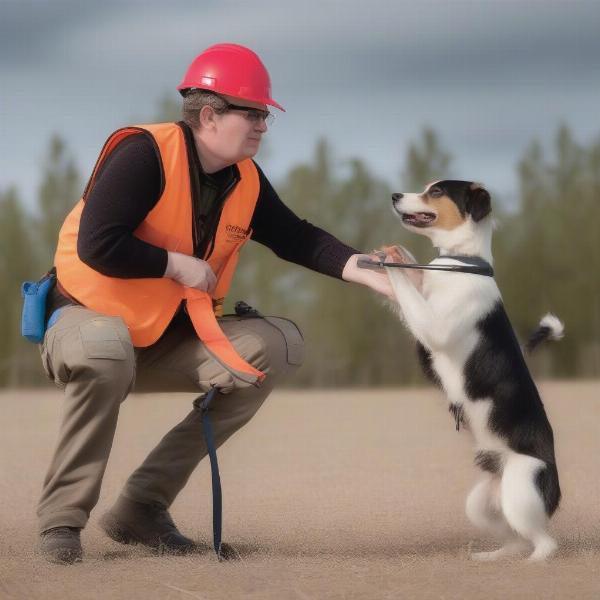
[222, 102, 274, 125]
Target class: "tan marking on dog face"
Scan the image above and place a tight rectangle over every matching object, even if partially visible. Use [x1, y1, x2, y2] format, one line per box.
[435, 195, 465, 229]
[420, 190, 465, 230]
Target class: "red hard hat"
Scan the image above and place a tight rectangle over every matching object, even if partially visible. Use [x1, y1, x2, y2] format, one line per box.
[177, 43, 285, 112]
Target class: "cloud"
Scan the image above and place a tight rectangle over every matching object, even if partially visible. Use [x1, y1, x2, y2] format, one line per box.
[1, 0, 599, 209]
[4, 1, 599, 80]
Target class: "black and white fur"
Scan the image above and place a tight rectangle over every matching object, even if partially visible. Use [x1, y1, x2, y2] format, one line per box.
[385, 180, 563, 561]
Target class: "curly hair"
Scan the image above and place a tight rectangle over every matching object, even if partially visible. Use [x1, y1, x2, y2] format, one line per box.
[182, 89, 228, 128]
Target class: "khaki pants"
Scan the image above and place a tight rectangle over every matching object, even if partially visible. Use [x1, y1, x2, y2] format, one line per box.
[37, 305, 303, 533]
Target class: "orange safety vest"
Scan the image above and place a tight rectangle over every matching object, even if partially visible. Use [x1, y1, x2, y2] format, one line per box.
[55, 122, 265, 386]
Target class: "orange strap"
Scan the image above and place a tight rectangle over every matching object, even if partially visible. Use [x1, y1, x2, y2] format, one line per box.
[184, 288, 265, 386]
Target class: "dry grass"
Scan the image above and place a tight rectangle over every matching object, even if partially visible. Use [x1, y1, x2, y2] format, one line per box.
[1, 381, 599, 599]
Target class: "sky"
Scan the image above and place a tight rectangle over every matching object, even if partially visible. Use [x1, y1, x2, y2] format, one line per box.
[1, 0, 599, 212]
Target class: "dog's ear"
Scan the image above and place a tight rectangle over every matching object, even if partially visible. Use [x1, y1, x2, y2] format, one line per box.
[467, 184, 491, 222]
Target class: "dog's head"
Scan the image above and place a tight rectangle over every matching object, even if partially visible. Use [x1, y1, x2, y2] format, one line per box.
[391, 181, 492, 240]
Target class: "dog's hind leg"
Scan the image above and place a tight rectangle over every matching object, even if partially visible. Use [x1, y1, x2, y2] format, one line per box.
[466, 475, 529, 561]
[501, 454, 558, 561]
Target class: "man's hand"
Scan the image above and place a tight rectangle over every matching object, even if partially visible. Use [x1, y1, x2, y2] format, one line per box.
[164, 251, 217, 293]
[342, 253, 395, 299]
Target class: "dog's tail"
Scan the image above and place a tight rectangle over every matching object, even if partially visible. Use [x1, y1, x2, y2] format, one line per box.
[525, 313, 564, 354]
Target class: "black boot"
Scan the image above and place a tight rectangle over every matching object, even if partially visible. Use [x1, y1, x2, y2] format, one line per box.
[99, 495, 196, 555]
[40, 526, 83, 564]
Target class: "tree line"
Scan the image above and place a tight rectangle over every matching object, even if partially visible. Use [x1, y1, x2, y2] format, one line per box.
[0, 102, 598, 387]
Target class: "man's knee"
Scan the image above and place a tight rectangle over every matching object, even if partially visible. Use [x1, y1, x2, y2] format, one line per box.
[207, 319, 304, 423]
[232, 316, 304, 384]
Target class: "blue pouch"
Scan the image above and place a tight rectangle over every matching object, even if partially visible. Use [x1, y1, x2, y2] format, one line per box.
[21, 270, 57, 343]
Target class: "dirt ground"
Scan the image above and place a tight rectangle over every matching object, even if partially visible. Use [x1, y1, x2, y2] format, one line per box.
[0, 381, 598, 599]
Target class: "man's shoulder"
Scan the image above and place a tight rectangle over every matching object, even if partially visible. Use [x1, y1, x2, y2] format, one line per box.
[94, 129, 161, 184]
[107, 130, 159, 166]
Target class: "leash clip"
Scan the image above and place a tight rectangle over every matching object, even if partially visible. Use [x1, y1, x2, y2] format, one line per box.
[234, 300, 261, 317]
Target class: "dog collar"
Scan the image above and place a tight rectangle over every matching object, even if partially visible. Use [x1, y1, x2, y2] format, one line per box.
[442, 255, 494, 277]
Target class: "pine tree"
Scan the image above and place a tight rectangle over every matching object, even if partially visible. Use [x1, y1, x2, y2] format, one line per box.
[0, 187, 42, 386]
[495, 125, 600, 377]
[36, 135, 81, 264]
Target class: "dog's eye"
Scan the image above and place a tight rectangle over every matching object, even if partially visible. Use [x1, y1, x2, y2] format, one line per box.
[428, 188, 443, 198]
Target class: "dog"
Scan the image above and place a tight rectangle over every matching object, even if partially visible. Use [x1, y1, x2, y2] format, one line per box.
[382, 180, 563, 561]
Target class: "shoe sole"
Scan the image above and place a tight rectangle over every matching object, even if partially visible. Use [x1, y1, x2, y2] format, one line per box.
[46, 550, 83, 565]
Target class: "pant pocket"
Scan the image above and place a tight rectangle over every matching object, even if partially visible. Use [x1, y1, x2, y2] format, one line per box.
[79, 319, 127, 360]
[263, 317, 305, 366]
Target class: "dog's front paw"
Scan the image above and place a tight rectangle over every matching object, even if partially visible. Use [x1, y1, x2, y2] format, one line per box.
[379, 245, 423, 292]
[378, 244, 417, 265]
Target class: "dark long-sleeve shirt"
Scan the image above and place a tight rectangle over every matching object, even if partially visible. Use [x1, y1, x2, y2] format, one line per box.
[76, 124, 357, 281]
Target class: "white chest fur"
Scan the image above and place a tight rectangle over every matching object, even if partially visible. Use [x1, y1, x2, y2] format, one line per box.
[387, 259, 500, 352]
[387, 259, 503, 444]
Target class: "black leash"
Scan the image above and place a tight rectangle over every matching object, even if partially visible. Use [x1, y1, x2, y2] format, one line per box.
[357, 254, 494, 277]
[192, 301, 264, 562]
[193, 387, 225, 560]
